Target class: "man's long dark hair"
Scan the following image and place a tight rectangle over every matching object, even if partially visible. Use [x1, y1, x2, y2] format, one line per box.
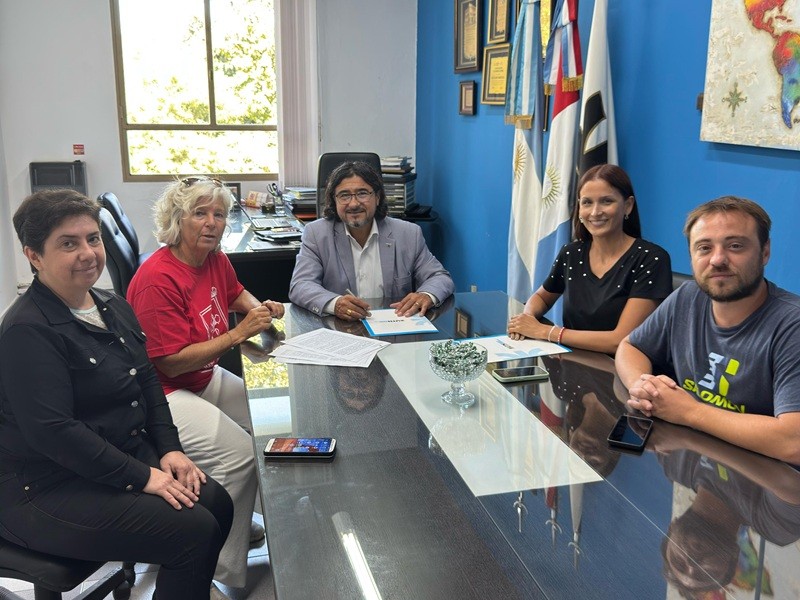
[322, 161, 388, 221]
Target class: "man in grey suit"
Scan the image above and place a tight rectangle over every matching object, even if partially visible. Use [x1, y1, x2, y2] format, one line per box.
[289, 161, 454, 321]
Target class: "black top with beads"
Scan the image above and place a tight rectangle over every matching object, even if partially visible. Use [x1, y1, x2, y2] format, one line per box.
[542, 238, 673, 331]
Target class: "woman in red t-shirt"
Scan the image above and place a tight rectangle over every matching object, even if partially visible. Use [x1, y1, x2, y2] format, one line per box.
[128, 177, 283, 596]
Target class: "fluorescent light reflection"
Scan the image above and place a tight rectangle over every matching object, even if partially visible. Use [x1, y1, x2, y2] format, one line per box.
[331, 512, 383, 600]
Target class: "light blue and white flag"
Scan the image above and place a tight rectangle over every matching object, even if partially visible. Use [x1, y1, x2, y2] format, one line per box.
[535, 0, 583, 320]
[505, 0, 545, 304]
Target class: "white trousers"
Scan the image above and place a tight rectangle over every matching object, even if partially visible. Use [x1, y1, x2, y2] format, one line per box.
[167, 366, 258, 588]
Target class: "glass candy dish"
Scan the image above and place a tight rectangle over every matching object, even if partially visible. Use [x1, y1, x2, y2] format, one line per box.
[429, 340, 488, 407]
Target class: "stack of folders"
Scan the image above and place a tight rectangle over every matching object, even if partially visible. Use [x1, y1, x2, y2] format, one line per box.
[270, 328, 389, 367]
[283, 186, 317, 221]
[381, 156, 416, 216]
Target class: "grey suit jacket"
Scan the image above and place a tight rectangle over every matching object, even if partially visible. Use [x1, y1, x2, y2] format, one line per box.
[289, 217, 454, 315]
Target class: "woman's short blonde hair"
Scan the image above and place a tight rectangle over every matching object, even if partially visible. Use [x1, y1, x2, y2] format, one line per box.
[154, 177, 234, 246]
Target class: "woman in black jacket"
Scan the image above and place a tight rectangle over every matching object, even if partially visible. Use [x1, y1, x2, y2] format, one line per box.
[0, 189, 233, 600]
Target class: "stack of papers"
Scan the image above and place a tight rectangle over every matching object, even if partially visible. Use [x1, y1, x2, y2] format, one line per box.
[270, 328, 389, 367]
[469, 334, 571, 363]
[363, 309, 438, 336]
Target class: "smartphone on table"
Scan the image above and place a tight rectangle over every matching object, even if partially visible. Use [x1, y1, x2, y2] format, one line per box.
[264, 437, 336, 460]
[606, 415, 653, 452]
[491, 365, 549, 383]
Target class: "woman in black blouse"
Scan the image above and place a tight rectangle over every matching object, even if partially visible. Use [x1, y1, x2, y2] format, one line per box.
[508, 164, 673, 354]
[0, 190, 233, 600]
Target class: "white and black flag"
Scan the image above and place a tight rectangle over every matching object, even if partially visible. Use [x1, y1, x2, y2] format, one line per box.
[578, 0, 616, 176]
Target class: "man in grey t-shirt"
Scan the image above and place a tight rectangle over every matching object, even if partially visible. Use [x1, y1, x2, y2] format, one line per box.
[616, 196, 800, 464]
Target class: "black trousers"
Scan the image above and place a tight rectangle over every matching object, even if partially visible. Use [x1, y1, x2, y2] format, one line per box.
[0, 470, 233, 600]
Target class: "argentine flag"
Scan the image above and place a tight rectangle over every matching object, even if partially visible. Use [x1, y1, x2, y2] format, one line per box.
[506, 0, 545, 304]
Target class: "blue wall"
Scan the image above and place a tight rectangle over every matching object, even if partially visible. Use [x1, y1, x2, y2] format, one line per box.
[417, 0, 800, 293]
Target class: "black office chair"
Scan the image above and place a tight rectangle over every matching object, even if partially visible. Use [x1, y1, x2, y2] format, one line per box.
[0, 536, 134, 599]
[97, 192, 152, 266]
[99, 207, 138, 298]
[316, 152, 382, 218]
[671, 271, 693, 291]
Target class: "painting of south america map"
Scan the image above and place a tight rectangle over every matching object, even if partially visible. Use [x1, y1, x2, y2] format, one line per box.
[701, 0, 800, 150]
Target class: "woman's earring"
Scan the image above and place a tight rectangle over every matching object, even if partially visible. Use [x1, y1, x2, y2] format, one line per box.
[624, 214, 629, 220]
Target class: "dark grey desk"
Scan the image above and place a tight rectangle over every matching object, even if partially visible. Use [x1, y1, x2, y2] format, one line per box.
[243, 292, 800, 599]
[222, 208, 304, 302]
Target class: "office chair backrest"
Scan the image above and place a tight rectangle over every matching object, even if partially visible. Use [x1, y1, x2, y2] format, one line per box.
[98, 192, 140, 256]
[316, 152, 382, 218]
[671, 271, 693, 291]
[99, 207, 138, 297]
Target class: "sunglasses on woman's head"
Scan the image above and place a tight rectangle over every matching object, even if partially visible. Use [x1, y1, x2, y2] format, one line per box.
[181, 176, 223, 187]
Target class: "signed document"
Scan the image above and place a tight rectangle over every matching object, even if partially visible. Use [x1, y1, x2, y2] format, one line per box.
[271, 328, 389, 367]
[363, 309, 439, 337]
[470, 334, 571, 363]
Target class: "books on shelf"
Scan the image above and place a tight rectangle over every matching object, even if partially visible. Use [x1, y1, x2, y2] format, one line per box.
[380, 155, 414, 174]
[381, 156, 415, 215]
[381, 171, 417, 183]
[380, 155, 412, 167]
[282, 186, 317, 221]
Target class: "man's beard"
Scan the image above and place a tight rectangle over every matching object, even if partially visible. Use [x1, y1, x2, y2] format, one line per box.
[697, 263, 764, 302]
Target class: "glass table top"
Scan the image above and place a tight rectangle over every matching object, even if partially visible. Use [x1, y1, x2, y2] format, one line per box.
[242, 292, 800, 599]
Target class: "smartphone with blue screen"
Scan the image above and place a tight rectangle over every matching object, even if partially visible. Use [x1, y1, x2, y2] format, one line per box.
[264, 437, 336, 460]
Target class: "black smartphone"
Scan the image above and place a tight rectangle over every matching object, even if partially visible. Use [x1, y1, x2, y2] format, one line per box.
[607, 415, 653, 452]
[264, 437, 336, 460]
[491, 365, 549, 383]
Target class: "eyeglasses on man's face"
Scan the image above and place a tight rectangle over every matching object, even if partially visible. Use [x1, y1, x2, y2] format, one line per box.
[181, 176, 223, 187]
[334, 190, 375, 205]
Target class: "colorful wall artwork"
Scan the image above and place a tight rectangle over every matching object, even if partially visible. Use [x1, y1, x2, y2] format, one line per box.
[701, 0, 800, 150]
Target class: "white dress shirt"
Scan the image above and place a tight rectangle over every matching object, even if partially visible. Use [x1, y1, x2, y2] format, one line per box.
[323, 220, 382, 314]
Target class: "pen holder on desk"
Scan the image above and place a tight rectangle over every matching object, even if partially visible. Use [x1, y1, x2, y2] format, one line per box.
[429, 340, 487, 408]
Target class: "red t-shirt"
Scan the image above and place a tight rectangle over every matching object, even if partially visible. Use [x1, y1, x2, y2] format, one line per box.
[127, 247, 244, 394]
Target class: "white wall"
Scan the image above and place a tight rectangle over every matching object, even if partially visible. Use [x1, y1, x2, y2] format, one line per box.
[0, 0, 155, 292]
[317, 0, 417, 157]
[0, 0, 417, 310]
[0, 111, 17, 312]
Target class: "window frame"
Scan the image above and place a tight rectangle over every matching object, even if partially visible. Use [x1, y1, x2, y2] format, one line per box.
[110, 0, 278, 182]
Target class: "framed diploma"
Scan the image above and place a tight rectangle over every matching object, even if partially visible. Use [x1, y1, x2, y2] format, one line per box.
[487, 0, 510, 44]
[454, 0, 481, 72]
[455, 308, 472, 337]
[480, 43, 511, 105]
[225, 182, 242, 201]
[459, 81, 476, 115]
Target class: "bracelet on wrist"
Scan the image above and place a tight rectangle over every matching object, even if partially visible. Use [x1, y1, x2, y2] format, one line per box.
[547, 324, 557, 343]
[557, 327, 566, 345]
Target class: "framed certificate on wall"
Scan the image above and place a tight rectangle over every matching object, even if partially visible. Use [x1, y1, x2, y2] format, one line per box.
[454, 0, 481, 72]
[487, 0, 510, 44]
[480, 43, 510, 105]
[459, 81, 476, 115]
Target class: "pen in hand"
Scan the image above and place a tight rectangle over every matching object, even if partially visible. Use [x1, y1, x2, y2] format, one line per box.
[341, 288, 371, 319]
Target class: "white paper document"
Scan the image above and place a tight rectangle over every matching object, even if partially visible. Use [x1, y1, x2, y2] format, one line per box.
[271, 328, 389, 367]
[362, 309, 438, 336]
[221, 231, 246, 252]
[470, 334, 571, 363]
